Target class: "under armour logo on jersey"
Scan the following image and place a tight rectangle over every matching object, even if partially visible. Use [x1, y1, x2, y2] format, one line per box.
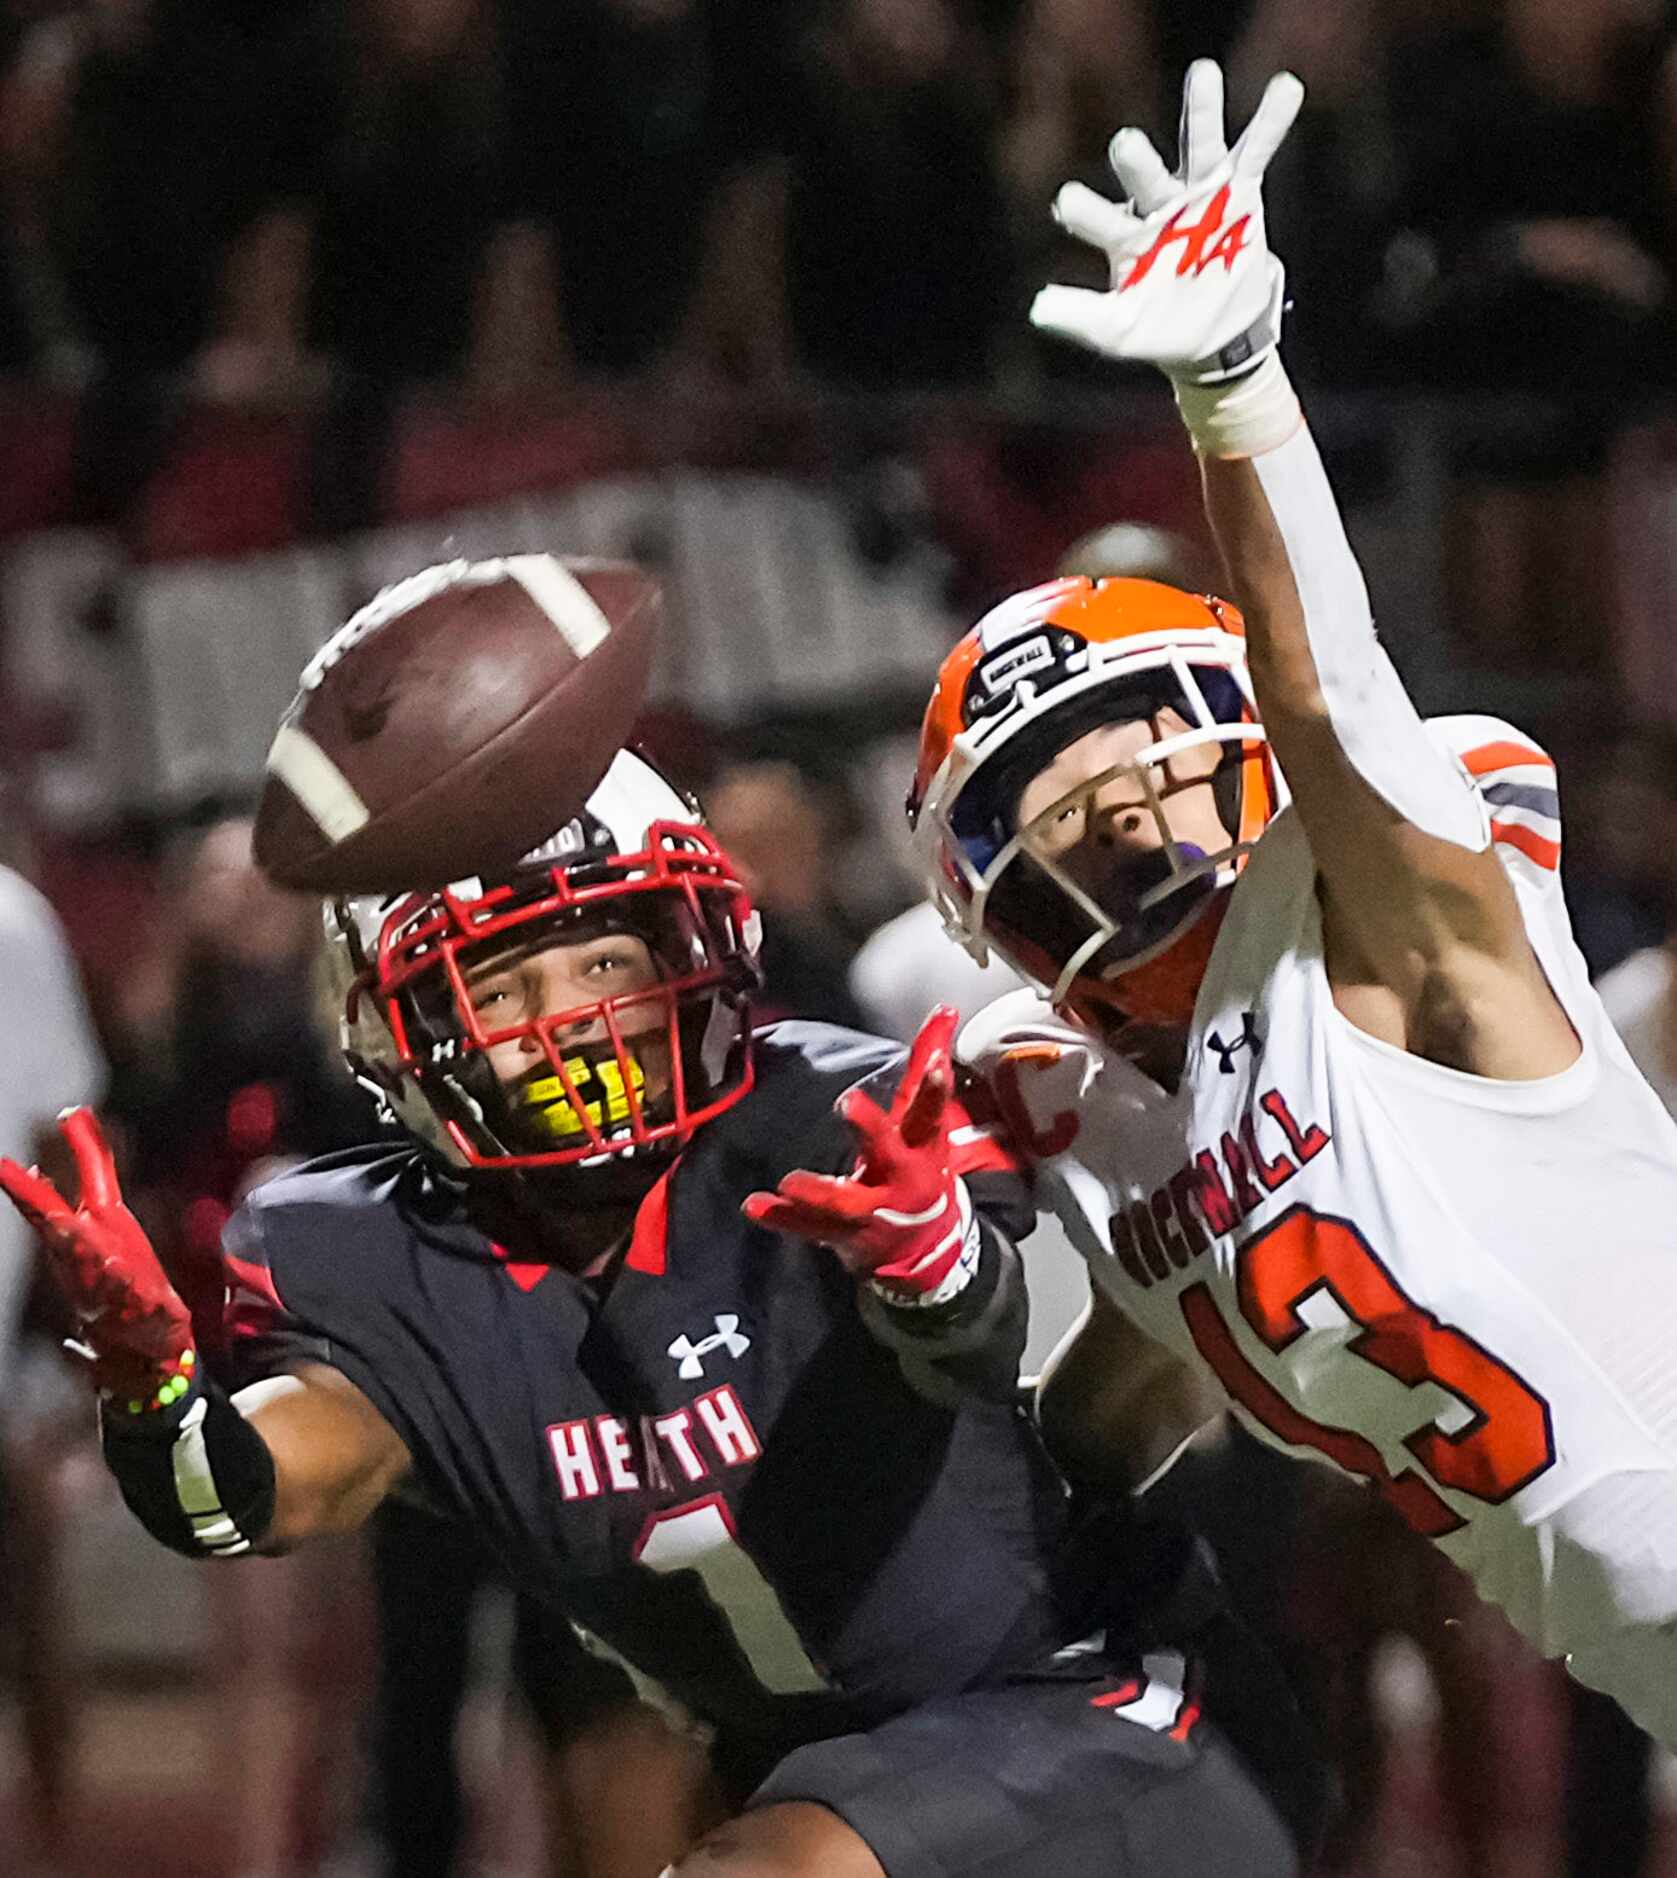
[1205, 1012, 1263, 1075]
[668, 1315, 750, 1380]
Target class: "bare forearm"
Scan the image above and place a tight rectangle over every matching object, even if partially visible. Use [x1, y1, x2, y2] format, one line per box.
[1035, 1298, 1218, 1496]
[235, 1365, 411, 1547]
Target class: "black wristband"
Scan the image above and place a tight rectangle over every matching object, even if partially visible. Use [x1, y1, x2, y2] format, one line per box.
[101, 1371, 278, 1559]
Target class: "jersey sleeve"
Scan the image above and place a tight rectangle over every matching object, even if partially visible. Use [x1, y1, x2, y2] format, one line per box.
[212, 1164, 439, 1512]
[217, 1199, 334, 1382]
[1424, 715, 1562, 893]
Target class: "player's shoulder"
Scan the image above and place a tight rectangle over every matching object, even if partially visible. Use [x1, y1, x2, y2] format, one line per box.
[750, 1019, 904, 1099]
[229, 1143, 466, 1286]
[241, 1143, 419, 1222]
[1424, 712, 1563, 886]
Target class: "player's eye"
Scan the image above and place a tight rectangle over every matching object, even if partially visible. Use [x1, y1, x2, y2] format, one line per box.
[1033, 798, 1086, 855]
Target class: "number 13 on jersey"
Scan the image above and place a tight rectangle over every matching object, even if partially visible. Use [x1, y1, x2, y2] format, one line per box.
[1179, 1203, 1556, 1537]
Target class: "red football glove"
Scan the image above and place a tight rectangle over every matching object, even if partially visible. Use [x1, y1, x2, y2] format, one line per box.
[743, 1006, 978, 1302]
[0, 1108, 197, 1413]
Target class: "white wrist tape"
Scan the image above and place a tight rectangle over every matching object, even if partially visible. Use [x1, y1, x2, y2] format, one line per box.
[1173, 351, 1302, 460]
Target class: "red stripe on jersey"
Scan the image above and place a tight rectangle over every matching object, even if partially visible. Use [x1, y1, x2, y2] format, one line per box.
[1462, 740, 1553, 778]
[486, 1242, 550, 1292]
[1490, 819, 1561, 871]
[1090, 1681, 1143, 1708]
[625, 1169, 673, 1275]
[223, 1250, 283, 1314]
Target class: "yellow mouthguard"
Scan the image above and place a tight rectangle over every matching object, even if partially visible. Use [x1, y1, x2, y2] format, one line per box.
[518, 1053, 647, 1138]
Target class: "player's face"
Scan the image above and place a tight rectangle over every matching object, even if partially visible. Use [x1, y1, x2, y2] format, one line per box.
[1015, 706, 1229, 908]
[465, 930, 670, 1095]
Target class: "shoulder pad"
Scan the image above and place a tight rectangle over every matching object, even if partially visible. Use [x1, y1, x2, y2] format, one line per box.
[957, 990, 1100, 1163]
[956, 988, 1081, 1073]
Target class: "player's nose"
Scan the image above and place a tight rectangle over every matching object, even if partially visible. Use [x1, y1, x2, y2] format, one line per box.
[1089, 782, 1159, 852]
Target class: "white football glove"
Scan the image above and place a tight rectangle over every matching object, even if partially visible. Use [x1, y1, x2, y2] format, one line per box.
[1031, 61, 1304, 384]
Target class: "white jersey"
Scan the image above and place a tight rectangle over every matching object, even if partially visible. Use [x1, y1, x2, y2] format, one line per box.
[965, 715, 1677, 1743]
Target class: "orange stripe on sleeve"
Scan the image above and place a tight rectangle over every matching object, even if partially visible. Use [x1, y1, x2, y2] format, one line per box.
[1462, 741, 1553, 778]
[1490, 819, 1561, 870]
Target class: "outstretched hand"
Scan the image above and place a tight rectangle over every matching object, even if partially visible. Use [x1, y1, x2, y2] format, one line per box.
[743, 1006, 977, 1300]
[1031, 60, 1303, 382]
[0, 1109, 196, 1411]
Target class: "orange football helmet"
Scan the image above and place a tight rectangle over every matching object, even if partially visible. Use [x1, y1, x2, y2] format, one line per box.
[909, 576, 1285, 1027]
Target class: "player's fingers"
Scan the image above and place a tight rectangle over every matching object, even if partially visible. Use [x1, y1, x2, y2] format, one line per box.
[742, 1192, 857, 1245]
[1107, 127, 1177, 214]
[1231, 70, 1304, 178]
[0, 1158, 75, 1236]
[898, 1005, 960, 1101]
[1050, 180, 1136, 251]
[60, 1107, 120, 1210]
[836, 1085, 890, 1146]
[774, 1168, 875, 1222]
[1029, 284, 1123, 352]
[896, 1006, 959, 1147]
[1179, 58, 1228, 182]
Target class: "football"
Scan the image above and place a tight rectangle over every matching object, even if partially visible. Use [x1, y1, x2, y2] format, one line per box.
[253, 554, 661, 893]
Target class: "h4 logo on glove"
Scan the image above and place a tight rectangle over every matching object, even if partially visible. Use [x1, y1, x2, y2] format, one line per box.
[1031, 60, 1303, 384]
[1123, 185, 1249, 291]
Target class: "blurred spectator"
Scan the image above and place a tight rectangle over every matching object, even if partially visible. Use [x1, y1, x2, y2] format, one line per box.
[1223, 0, 1397, 386]
[310, 0, 522, 388]
[1381, 0, 1677, 674]
[0, 852, 106, 1869]
[103, 813, 368, 1203]
[10, 0, 335, 515]
[1560, 725, 1677, 979]
[503, 0, 790, 385]
[705, 758, 868, 1028]
[100, 813, 376, 1878]
[1054, 517, 1207, 587]
[46, 0, 328, 379]
[781, 0, 1014, 387]
[1003, 0, 1163, 256]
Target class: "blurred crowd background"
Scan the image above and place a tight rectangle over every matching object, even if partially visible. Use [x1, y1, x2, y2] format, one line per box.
[7, 0, 1677, 1874]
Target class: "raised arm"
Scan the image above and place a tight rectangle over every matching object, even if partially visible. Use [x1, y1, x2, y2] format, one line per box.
[1031, 61, 1578, 1075]
[0, 1110, 410, 1560]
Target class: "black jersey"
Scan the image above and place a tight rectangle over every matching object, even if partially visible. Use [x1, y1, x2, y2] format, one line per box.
[219, 1022, 1083, 1756]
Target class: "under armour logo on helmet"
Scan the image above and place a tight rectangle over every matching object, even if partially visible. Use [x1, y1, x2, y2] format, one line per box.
[1205, 1012, 1263, 1075]
[668, 1314, 751, 1380]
